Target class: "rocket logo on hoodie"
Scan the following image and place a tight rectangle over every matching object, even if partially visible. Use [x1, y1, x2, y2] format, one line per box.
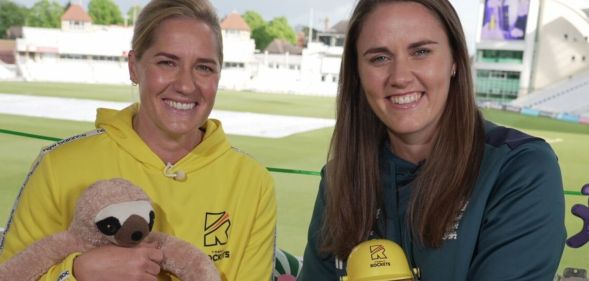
[204, 211, 231, 246]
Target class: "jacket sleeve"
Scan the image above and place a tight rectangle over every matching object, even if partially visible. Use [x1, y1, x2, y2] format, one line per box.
[467, 141, 566, 281]
[234, 172, 277, 281]
[0, 152, 79, 280]
[299, 169, 339, 280]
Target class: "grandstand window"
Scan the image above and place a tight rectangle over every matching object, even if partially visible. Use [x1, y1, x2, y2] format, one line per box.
[507, 72, 519, 79]
[224, 62, 235, 68]
[475, 70, 520, 102]
[318, 36, 331, 46]
[42, 53, 57, 60]
[477, 70, 490, 78]
[70, 21, 84, 30]
[490, 71, 506, 79]
[59, 54, 86, 60]
[477, 50, 523, 64]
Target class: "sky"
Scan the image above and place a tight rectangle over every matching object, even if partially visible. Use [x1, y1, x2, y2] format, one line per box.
[11, 0, 481, 53]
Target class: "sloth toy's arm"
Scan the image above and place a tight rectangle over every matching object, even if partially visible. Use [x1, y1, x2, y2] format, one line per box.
[149, 232, 220, 281]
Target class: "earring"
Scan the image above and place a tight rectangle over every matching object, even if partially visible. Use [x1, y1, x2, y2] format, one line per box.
[451, 68, 456, 77]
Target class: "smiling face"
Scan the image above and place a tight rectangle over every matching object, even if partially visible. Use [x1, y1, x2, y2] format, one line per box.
[357, 1, 455, 148]
[129, 17, 220, 145]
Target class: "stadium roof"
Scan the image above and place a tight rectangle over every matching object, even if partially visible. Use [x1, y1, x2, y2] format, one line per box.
[264, 38, 302, 55]
[220, 12, 250, 31]
[61, 3, 92, 22]
[0, 39, 15, 64]
[0, 39, 15, 51]
[328, 20, 348, 34]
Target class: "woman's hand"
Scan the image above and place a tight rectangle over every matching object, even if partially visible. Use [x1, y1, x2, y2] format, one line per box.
[73, 241, 163, 281]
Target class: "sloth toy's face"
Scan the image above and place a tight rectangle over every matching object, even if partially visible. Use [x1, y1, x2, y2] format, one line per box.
[94, 200, 155, 247]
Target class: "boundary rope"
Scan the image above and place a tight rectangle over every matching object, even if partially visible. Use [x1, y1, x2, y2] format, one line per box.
[1, 128, 585, 195]
[0, 128, 321, 177]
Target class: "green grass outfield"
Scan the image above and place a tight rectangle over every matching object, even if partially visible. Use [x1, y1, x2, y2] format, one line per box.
[1, 81, 588, 273]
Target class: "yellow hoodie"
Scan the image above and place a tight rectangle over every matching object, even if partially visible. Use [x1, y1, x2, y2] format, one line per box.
[0, 103, 276, 281]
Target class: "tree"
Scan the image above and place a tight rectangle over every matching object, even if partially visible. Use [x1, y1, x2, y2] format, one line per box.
[243, 11, 268, 50]
[265, 17, 297, 46]
[243, 11, 264, 31]
[251, 26, 272, 50]
[243, 11, 297, 50]
[26, 0, 63, 28]
[0, 0, 28, 38]
[126, 5, 141, 26]
[88, 0, 123, 25]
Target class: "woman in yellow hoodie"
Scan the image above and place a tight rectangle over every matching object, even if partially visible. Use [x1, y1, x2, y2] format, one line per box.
[0, 1, 276, 280]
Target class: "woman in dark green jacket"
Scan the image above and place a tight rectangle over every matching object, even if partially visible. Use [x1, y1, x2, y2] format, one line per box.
[299, 0, 565, 280]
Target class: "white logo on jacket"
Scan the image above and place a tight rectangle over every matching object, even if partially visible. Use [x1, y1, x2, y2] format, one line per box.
[442, 201, 469, 240]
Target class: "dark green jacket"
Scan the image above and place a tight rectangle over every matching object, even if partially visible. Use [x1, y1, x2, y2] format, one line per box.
[299, 122, 566, 281]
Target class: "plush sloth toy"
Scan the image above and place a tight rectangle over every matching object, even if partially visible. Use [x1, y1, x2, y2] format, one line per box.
[0, 178, 220, 281]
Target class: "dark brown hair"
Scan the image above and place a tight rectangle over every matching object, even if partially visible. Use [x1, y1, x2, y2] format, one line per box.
[321, 0, 485, 258]
[131, 0, 223, 64]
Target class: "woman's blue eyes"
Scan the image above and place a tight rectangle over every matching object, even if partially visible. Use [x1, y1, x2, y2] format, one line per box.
[369, 48, 431, 64]
[196, 65, 214, 73]
[370, 56, 388, 63]
[157, 61, 216, 73]
[158, 60, 175, 67]
[413, 48, 431, 57]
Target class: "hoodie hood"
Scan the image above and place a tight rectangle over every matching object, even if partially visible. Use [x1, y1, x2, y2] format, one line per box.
[95, 103, 232, 174]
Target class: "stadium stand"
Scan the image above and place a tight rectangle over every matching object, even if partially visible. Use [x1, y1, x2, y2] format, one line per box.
[13, 25, 131, 84]
[511, 70, 589, 116]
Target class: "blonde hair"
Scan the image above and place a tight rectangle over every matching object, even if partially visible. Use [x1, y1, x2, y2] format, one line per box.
[131, 0, 223, 64]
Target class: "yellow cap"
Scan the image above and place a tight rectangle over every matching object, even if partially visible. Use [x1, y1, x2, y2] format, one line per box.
[342, 239, 416, 281]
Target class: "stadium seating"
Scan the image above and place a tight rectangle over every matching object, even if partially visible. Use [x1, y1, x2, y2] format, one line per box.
[512, 71, 589, 115]
[18, 58, 128, 84]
